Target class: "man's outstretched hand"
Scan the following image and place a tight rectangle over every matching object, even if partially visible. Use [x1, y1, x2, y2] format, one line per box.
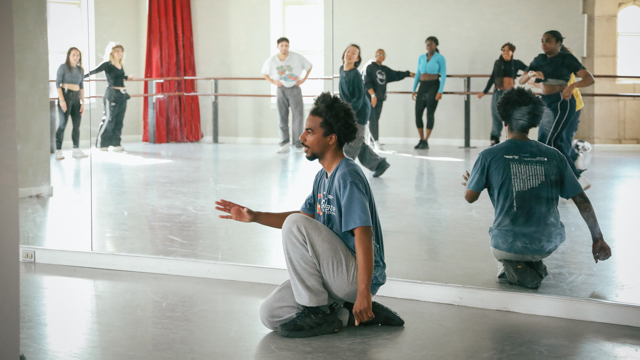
[592, 239, 612, 263]
[215, 199, 255, 222]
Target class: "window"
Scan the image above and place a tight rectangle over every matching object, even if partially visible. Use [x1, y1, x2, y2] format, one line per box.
[617, 5, 640, 77]
[47, 0, 96, 99]
[269, 0, 324, 102]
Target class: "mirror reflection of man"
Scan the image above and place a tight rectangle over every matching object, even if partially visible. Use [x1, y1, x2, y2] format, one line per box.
[216, 93, 403, 338]
[262, 37, 313, 154]
[362, 49, 414, 150]
[462, 88, 611, 289]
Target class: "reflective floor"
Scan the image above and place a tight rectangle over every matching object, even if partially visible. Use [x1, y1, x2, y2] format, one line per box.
[20, 263, 640, 360]
[20, 142, 640, 304]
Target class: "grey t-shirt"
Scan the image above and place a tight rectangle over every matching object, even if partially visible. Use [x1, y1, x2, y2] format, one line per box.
[56, 64, 84, 89]
[467, 139, 584, 255]
[301, 157, 386, 293]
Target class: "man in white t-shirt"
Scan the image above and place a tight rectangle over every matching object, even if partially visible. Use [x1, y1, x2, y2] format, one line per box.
[262, 37, 313, 154]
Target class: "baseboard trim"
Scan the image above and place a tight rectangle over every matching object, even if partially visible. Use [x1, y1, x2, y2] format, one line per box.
[18, 186, 53, 198]
[20, 246, 640, 328]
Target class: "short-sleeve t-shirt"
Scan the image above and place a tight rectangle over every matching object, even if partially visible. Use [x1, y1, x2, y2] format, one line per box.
[526, 52, 585, 84]
[300, 157, 386, 294]
[467, 139, 584, 255]
[261, 51, 312, 88]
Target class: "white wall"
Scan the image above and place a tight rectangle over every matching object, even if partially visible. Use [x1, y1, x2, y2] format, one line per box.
[0, 0, 20, 356]
[334, 0, 586, 142]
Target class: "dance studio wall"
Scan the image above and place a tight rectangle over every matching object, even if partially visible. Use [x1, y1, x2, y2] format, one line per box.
[334, 0, 586, 142]
[13, 0, 51, 195]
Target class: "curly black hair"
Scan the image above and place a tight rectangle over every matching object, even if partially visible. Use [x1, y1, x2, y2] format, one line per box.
[496, 88, 545, 134]
[309, 92, 358, 149]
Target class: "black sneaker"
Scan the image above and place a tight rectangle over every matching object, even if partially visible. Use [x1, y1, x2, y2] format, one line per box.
[501, 260, 542, 289]
[525, 260, 548, 279]
[419, 140, 429, 149]
[373, 160, 390, 178]
[277, 303, 342, 338]
[342, 301, 405, 326]
[414, 140, 425, 149]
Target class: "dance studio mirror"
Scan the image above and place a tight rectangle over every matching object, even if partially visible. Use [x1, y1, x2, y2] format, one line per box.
[22, 0, 640, 309]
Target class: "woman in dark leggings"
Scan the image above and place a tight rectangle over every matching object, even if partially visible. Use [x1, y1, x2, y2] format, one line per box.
[85, 43, 135, 152]
[55, 47, 87, 160]
[412, 36, 446, 149]
[519, 30, 594, 190]
[478, 43, 527, 146]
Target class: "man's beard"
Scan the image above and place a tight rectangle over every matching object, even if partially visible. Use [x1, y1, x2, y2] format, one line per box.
[305, 152, 319, 161]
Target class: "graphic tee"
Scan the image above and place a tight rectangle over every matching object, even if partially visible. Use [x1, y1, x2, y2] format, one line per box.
[467, 139, 583, 255]
[261, 51, 312, 88]
[300, 157, 386, 294]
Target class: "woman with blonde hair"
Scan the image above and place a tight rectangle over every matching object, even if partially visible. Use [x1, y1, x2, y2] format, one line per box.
[85, 43, 135, 151]
[55, 47, 88, 160]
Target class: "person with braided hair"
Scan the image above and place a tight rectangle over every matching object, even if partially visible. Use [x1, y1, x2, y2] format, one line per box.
[462, 88, 611, 290]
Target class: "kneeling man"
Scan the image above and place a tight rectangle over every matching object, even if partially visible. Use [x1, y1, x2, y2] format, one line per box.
[216, 92, 403, 338]
[462, 88, 611, 289]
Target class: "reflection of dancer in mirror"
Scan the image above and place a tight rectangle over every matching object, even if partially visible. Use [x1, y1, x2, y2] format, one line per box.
[362, 49, 414, 150]
[560, 45, 586, 171]
[85, 43, 135, 152]
[412, 36, 446, 149]
[340, 44, 390, 177]
[519, 31, 594, 190]
[215, 93, 403, 338]
[462, 88, 611, 290]
[261, 37, 313, 154]
[55, 47, 88, 160]
[477, 43, 527, 146]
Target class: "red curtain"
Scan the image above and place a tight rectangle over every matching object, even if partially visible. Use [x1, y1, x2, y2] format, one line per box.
[143, 0, 202, 143]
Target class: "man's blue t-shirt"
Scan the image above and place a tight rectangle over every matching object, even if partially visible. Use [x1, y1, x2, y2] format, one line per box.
[300, 157, 386, 294]
[467, 139, 584, 255]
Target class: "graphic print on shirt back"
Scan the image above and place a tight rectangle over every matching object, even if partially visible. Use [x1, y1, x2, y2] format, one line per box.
[376, 70, 386, 85]
[276, 64, 299, 82]
[508, 155, 547, 211]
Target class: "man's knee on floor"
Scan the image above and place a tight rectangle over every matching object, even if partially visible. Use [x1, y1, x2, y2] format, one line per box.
[259, 300, 279, 331]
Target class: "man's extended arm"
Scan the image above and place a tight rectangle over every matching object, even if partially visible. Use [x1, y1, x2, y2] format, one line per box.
[215, 199, 310, 229]
[571, 192, 612, 262]
[352, 226, 375, 325]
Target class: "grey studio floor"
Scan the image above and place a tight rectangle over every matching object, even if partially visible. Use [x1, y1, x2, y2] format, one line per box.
[20, 141, 640, 304]
[20, 263, 640, 360]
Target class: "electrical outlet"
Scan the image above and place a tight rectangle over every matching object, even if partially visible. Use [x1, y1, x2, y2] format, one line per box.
[21, 249, 35, 263]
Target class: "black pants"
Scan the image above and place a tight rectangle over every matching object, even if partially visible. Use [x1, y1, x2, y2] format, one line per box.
[96, 87, 129, 148]
[415, 80, 439, 129]
[367, 97, 384, 141]
[56, 89, 82, 149]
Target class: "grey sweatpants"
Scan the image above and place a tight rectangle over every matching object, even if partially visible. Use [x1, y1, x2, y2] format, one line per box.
[260, 213, 359, 331]
[343, 123, 386, 172]
[277, 85, 304, 147]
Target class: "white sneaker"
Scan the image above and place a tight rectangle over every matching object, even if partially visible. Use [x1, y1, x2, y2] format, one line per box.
[373, 140, 383, 151]
[578, 176, 591, 191]
[575, 153, 584, 170]
[99, 147, 109, 152]
[72, 149, 88, 158]
[54, 150, 64, 160]
[109, 146, 125, 152]
[277, 143, 290, 154]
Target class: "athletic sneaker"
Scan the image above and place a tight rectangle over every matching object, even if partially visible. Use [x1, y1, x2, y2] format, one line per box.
[575, 153, 584, 169]
[109, 146, 125, 152]
[54, 150, 64, 160]
[414, 140, 425, 149]
[342, 301, 405, 327]
[501, 260, 542, 289]
[277, 143, 290, 154]
[277, 303, 342, 338]
[578, 176, 591, 191]
[525, 260, 548, 279]
[72, 149, 88, 158]
[419, 140, 429, 149]
[373, 159, 390, 178]
[99, 147, 109, 151]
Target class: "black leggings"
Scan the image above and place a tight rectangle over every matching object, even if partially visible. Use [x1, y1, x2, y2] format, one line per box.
[96, 87, 129, 148]
[415, 80, 439, 129]
[56, 89, 82, 149]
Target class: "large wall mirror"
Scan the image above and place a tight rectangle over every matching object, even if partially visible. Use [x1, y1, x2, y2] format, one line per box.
[17, 0, 640, 311]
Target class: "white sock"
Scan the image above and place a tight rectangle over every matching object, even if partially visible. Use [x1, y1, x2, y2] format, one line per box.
[337, 306, 350, 327]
